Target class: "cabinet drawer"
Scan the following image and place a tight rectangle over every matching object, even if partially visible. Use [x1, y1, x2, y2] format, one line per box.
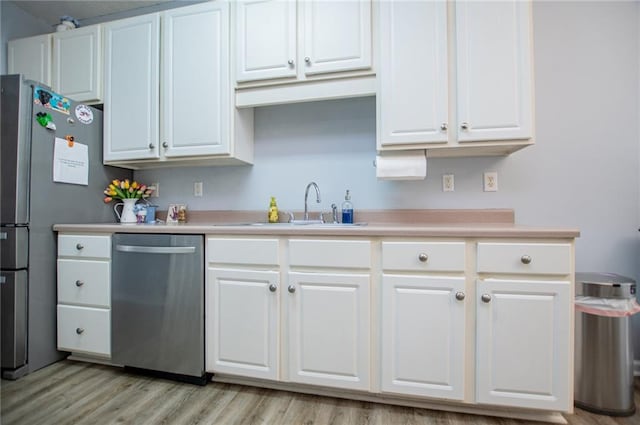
[477, 243, 572, 275]
[57, 305, 110, 357]
[289, 239, 371, 269]
[382, 241, 465, 272]
[57, 259, 110, 308]
[58, 234, 111, 259]
[208, 238, 279, 266]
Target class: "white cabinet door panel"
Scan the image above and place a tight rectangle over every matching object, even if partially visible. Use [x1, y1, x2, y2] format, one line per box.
[162, 2, 230, 157]
[207, 268, 279, 380]
[378, 0, 448, 146]
[52, 25, 101, 102]
[57, 305, 110, 357]
[287, 271, 370, 390]
[104, 14, 160, 161]
[381, 275, 465, 400]
[476, 279, 571, 411]
[456, 1, 533, 142]
[235, 0, 297, 82]
[302, 0, 372, 76]
[8, 34, 52, 86]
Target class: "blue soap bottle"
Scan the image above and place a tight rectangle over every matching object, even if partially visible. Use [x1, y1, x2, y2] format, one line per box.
[341, 190, 353, 224]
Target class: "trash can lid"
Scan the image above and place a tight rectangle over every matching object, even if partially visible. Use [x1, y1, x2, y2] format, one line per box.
[576, 272, 636, 299]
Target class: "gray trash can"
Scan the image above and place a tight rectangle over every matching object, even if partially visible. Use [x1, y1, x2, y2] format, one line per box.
[574, 272, 636, 416]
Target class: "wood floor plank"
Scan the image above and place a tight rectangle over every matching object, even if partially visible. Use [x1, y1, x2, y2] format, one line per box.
[3, 360, 640, 425]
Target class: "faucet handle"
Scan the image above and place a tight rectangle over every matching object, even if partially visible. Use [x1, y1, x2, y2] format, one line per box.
[286, 211, 295, 223]
[318, 212, 325, 223]
[331, 204, 339, 223]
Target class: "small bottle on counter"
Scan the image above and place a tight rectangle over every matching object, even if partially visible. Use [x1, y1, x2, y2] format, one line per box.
[341, 190, 353, 224]
[268, 196, 279, 223]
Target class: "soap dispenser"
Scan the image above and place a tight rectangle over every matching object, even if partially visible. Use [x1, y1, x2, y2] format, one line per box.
[268, 196, 279, 223]
[341, 190, 353, 224]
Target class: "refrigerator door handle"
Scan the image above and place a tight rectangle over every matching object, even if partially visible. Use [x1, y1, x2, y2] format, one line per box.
[115, 245, 196, 255]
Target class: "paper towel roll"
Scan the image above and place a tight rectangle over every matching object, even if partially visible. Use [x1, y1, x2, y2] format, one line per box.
[375, 151, 427, 180]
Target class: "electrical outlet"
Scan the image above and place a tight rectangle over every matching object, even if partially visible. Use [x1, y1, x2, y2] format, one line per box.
[483, 172, 498, 192]
[194, 182, 203, 197]
[150, 182, 159, 197]
[442, 174, 454, 192]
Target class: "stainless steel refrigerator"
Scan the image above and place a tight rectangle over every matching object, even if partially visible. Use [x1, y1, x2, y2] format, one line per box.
[0, 74, 131, 379]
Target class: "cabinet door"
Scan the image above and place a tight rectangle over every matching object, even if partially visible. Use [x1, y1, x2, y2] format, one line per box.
[377, 1, 448, 147]
[207, 268, 279, 380]
[162, 2, 230, 158]
[302, 0, 372, 76]
[456, 1, 533, 142]
[52, 25, 102, 102]
[103, 14, 160, 162]
[8, 34, 52, 86]
[381, 275, 465, 400]
[287, 272, 370, 391]
[235, 0, 297, 82]
[476, 279, 571, 411]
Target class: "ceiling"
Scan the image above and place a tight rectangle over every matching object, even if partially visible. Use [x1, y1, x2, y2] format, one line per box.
[9, 1, 175, 27]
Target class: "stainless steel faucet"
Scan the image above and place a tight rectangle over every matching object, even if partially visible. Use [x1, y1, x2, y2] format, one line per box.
[304, 182, 321, 221]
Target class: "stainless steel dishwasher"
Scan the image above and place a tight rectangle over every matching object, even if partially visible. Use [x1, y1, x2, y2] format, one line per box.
[112, 233, 206, 384]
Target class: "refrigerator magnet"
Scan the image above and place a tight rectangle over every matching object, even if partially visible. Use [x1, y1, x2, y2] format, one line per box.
[33, 87, 70, 115]
[75, 105, 93, 124]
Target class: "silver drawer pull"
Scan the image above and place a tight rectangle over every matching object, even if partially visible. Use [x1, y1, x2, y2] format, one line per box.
[76, 327, 85, 335]
[455, 292, 465, 301]
[269, 284, 277, 292]
[76, 243, 84, 250]
[75, 280, 84, 287]
[520, 255, 532, 265]
[481, 294, 491, 303]
[288, 285, 296, 294]
[418, 253, 428, 262]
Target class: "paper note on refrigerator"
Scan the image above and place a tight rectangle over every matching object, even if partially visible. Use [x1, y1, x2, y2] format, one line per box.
[53, 137, 88, 185]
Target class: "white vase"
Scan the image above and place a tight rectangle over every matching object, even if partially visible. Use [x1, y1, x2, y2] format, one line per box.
[114, 198, 138, 224]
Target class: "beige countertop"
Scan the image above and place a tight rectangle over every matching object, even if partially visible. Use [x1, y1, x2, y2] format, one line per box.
[53, 209, 580, 239]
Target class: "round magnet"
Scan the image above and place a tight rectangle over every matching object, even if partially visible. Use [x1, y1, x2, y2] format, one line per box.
[75, 104, 93, 124]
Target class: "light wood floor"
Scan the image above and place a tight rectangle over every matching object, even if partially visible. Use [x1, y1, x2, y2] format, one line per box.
[2, 360, 640, 425]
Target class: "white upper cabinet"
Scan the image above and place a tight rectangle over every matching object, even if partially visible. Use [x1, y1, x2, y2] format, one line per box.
[233, 0, 374, 106]
[52, 25, 102, 103]
[456, 1, 533, 142]
[301, 0, 372, 76]
[103, 13, 160, 162]
[104, 2, 253, 168]
[162, 2, 231, 158]
[235, 0, 297, 82]
[8, 34, 52, 86]
[378, 1, 448, 146]
[377, 0, 534, 156]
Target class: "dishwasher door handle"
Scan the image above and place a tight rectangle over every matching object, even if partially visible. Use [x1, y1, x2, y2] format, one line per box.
[115, 245, 197, 254]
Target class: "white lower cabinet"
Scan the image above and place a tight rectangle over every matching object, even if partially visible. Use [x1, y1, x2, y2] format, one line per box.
[207, 268, 279, 380]
[287, 271, 370, 391]
[381, 274, 465, 400]
[476, 278, 571, 410]
[56, 233, 112, 358]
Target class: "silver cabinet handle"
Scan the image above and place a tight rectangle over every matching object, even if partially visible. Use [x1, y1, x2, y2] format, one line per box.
[521, 255, 532, 265]
[162, 142, 169, 149]
[288, 285, 296, 293]
[440, 123, 448, 131]
[269, 284, 277, 292]
[288, 59, 294, 66]
[76, 328, 84, 335]
[304, 57, 310, 63]
[418, 253, 428, 262]
[460, 122, 469, 131]
[75, 280, 84, 287]
[76, 243, 84, 250]
[455, 292, 465, 301]
[481, 294, 491, 303]
[148, 143, 155, 149]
